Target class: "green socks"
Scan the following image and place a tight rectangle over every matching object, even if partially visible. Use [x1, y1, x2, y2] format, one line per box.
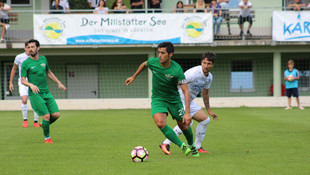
[160, 125, 183, 147]
[50, 116, 58, 125]
[42, 119, 50, 139]
[183, 126, 194, 146]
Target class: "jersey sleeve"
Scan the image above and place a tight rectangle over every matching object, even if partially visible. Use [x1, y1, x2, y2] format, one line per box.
[21, 61, 28, 77]
[184, 69, 195, 84]
[45, 57, 50, 71]
[14, 55, 19, 65]
[177, 66, 186, 82]
[146, 57, 156, 69]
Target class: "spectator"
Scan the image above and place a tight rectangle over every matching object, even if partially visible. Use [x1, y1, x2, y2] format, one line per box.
[238, 0, 253, 37]
[88, 0, 100, 9]
[194, 0, 207, 13]
[288, 0, 306, 11]
[0, 0, 11, 42]
[111, 0, 129, 14]
[94, 0, 109, 14]
[131, 0, 144, 13]
[52, 0, 70, 13]
[50, 0, 64, 14]
[148, 0, 162, 13]
[174, 1, 187, 13]
[210, 0, 223, 36]
[219, 0, 231, 35]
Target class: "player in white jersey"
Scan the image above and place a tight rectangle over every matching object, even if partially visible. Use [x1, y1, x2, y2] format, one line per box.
[160, 52, 218, 155]
[9, 41, 39, 128]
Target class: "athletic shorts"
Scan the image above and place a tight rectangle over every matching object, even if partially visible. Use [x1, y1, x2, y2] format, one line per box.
[0, 18, 9, 24]
[29, 92, 59, 116]
[181, 99, 201, 118]
[18, 81, 29, 97]
[286, 88, 299, 98]
[151, 99, 185, 121]
[238, 16, 253, 25]
[222, 10, 230, 21]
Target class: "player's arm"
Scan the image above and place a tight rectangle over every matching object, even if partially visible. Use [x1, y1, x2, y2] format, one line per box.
[180, 82, 191, 126]
[46, 70, 67, 91]
[21, 77, 40, 94]
[295, 70, 300, 80]
[125, 61, 147, 86]
[9, 63, 18, 93]
[202, 88, 218, 120]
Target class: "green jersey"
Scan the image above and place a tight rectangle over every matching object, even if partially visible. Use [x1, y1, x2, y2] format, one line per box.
[21, 56, 50, 95]
[147, 57, 186, 103]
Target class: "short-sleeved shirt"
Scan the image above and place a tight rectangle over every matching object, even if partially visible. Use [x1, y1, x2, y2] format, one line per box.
[219, 2, 229, 10]
[52, 0, 70, 12]
[88, 0, 99, 8]
[14, 52, 29, 79]
[131, 0, 143, 9]
[21, 56, 50, 95]
[239, 1, 252, 17]
[284, 68, 299, 89]
[0, 4, 10, 19]
[94, 7, 109, 14]
[178, 65, 213, 101]
[147, 57, 185, 103]
[288, 0, 305, 5]
[210, 4, 221, 15]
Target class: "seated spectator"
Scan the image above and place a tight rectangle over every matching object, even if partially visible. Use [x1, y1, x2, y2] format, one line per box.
[88, 0, 100, 9]
[112, 0, 129, 14]
[194, 0, 207, 13]
[148, 0, 162, 13]
[210, 0, 223, 36]
[50, 0, 64, 14]
[131, 0, 144, 13]
[174, 1, 187, 13]
[0, 0, 11, 42]
[94, 0, 109, 14]
[219, 0, 231, 35]
[288, 0, 306, 11]
[238, 0, 253, 36]
[52, 0, 70, 13]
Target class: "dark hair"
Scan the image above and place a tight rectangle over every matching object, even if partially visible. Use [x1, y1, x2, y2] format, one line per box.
[158, 42, 174, 54]
[27, 39, 40, 47]
[201, 52, 216, 64]
[0, 0, 4, 3]
[176, 1, 184, 8]
[98, 0, 106, 7]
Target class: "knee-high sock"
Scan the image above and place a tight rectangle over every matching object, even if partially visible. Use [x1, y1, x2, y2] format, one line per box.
[195, 117, 210, 148]
[21, 104, 27, 120]
[160, 125, 183, 147]
[49, 116, 58, 125]
[163, 121, 193, 145]
[42, 119, 50, 139]
[34, 112, 39, 122]
[183, 126, 194, 146]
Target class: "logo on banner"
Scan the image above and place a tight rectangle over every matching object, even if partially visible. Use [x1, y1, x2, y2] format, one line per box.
[182, 16, 208, 40]
[39, 17, 66, 40]
[283, 13, 310, 40]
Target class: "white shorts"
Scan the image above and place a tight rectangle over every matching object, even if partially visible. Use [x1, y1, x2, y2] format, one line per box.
[181, 99, 202, 118]
[18, 81, 29, 97]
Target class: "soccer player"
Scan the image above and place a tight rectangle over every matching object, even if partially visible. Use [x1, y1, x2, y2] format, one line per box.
[21, 39, 67, 143]
[284, 59, 304, 110]
[160, 52, 218, 155]
[9, 41, 39, 128]
[125, 42, 200, 157]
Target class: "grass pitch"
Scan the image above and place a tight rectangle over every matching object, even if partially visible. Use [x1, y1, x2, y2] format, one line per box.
[0, 107, 309, 175]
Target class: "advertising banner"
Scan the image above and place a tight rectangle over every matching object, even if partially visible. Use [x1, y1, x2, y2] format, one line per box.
[273, 11, 310, 41]
[33, 13, 213, 45]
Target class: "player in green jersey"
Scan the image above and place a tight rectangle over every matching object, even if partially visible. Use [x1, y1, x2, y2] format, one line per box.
[125, 42, 199, 157]
[21, 39, 66, 144]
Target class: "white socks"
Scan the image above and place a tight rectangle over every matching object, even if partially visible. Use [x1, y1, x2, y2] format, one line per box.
[21, 103, 27, 120]
[34, 112, 39, 122]
[195, 117, 210, 149]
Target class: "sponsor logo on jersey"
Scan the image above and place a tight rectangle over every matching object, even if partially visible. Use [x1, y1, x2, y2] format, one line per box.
[40, 63, 46, 68]
[165, 74, 174, 79]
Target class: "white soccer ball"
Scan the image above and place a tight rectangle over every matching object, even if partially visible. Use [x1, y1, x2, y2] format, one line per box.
[130, 146, 149, 162]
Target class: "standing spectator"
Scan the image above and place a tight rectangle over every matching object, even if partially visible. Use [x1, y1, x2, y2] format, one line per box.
[88, 0, 100, 9]
[288, 0, 306, 11]
[210, 0, 222, 36]
[52, 0, 70, 13]
[194, 0, 207, 13]
[174, 1, 187, 13]
[111, 0, 129, 13]
[94, 0, 109, 14]
[50, 0, 64, 14]
[219, 0, 231, 35]
[284, 59, 304, 110]
[148, 0, 162, 13]
[238, 0, 253, 36]
[0, 0, 11, 42]
[131, 0, 144, 13]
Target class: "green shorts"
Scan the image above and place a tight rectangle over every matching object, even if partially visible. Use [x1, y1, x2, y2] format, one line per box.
[29, 92, 59, 116]
[151, 99, 185, 121]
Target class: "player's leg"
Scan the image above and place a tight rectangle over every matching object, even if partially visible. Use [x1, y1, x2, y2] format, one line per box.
[247, 16, 253, 36]
[285, 88, 292, 110]
[45, 92, 60, 125]
[21, 95, 28, 128]
[192, 109, 210, 153]
[293, 88, 304, 110]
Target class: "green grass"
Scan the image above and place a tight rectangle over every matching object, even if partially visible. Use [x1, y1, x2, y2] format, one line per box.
[0, 108, 309, 175]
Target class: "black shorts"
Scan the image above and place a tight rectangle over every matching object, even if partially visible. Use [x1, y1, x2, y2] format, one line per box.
[222, 10, 230, 21]
[238, 16, 252, 25]
[0, 18, 9, 24]
[286, 88, 299, 98]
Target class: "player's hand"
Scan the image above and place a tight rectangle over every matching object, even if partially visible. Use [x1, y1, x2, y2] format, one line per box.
[208, 111, 218, 121]
[58, 83, 67, 91]
[125, 76, 135, 86]
[9, 83, 14, 93]
[182, 113, 191, 126]
[30, 84, 40, 94]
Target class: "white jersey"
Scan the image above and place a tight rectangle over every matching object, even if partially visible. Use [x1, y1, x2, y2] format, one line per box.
[14, 52, 29, 81]
[178, 65, 213, 101]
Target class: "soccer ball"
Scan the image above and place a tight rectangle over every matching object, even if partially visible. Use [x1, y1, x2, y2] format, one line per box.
[288, 75, 294, 81]
[131, 146, 149, 162]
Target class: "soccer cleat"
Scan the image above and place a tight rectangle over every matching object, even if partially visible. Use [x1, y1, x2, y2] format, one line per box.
[285, 106, 292, 110]
[44, 138, 53, 144]
[159, 143, 171, 155]
[197, 147, 210, 153]
[299, 106, 304, 110]
[33, 122, 39, 127]
[39, 122, 42, 128]
[181, 143, 191, 156]
[239, 31, 244, 36]
[23, 120, 28, 128]
[5, 24, 10, 30]
[247, 31, 252, 36]
[190, 145, 200, 157]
